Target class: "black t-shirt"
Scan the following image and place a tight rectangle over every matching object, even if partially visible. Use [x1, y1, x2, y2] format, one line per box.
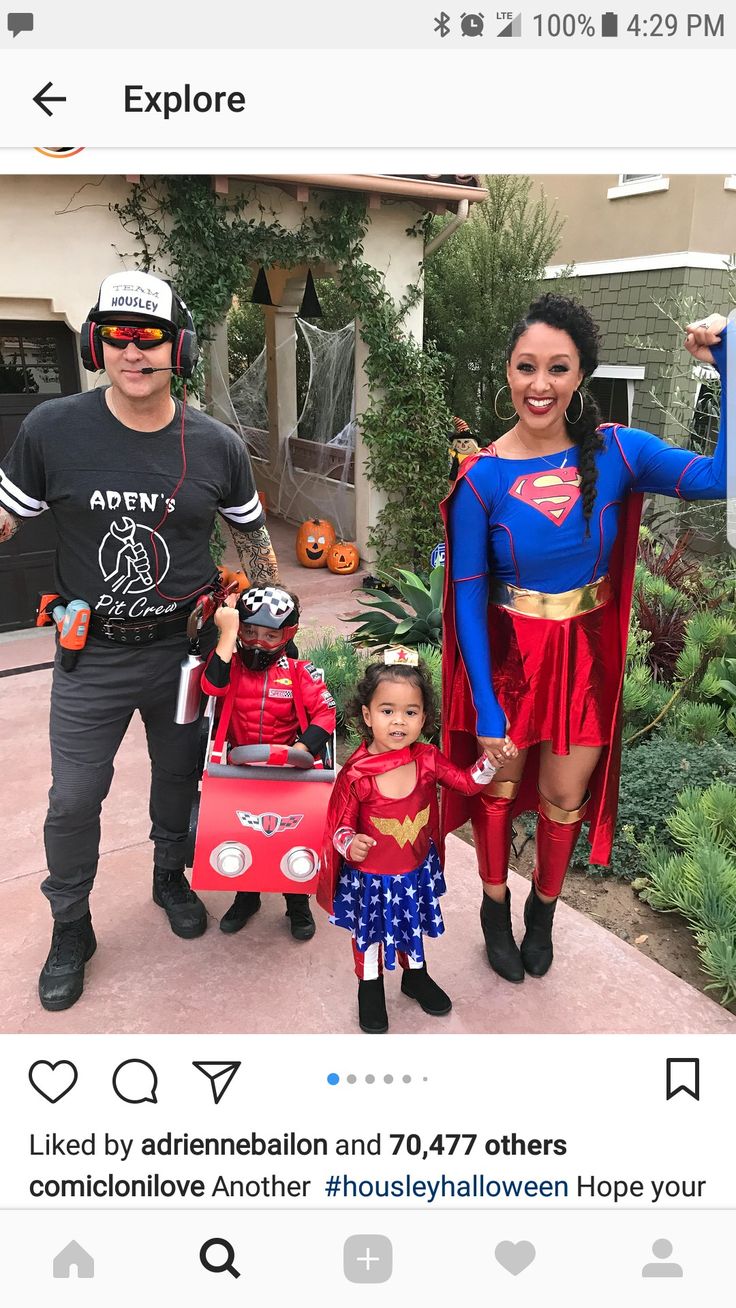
[0, 388, 265, 619]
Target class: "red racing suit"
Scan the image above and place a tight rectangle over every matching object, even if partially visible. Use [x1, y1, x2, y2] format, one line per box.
[201, 651, 336, 750]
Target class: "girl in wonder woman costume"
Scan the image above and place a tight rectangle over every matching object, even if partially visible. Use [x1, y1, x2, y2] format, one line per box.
[318, 653, 516, 1033]
[442, 295, 729, 985]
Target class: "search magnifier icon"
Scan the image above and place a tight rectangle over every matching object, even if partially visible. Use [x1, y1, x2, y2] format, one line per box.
[199, 1237, 241, 1278]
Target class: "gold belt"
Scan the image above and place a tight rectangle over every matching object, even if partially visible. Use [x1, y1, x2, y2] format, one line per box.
[489, 575, 612, 620]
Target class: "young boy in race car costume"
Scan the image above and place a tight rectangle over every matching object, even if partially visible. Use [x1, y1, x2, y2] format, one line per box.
[201, 586, 336, 940]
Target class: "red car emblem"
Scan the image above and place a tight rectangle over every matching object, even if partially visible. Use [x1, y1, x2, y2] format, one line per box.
[509, 467, 581, 525]
[236, 811, 304, 837]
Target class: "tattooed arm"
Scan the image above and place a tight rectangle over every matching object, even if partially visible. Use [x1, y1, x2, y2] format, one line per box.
[0, 508, 19, 543]
[229, 522, 281, 586]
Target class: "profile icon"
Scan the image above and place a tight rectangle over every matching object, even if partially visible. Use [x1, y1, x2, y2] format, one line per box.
[641, 1239, 683, 1278]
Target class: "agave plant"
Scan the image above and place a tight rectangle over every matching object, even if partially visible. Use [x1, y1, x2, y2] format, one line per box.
[345, 565, 444, 649]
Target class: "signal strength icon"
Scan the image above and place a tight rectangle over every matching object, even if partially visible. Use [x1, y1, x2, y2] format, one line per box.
[498, 13, 522, 36]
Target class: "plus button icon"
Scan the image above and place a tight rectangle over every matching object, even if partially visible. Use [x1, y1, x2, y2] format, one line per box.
[343, 1234, 393, 1283]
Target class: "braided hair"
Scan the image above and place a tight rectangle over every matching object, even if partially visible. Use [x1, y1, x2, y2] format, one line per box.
[506, 293, 604, 536]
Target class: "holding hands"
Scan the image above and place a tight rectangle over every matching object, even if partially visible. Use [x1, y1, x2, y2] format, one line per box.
[684, 313, 729, 367]
[478, 734, 518, 769]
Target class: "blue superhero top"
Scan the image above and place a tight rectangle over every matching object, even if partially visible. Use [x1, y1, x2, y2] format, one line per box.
[448, 325, 730, 738]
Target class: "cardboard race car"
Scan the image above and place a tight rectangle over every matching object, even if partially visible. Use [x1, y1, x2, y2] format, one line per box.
[189, 687, 336, 896]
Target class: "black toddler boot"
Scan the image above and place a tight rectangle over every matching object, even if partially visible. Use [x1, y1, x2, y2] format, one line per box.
[284, 893, 316, 941]
[219, 891, 262, 934]
[480, 889, 525, 983]
[358, 976, 389, 1033]
[38, 912, 96, 1012]
[152, 866, 207, 938]
[520, 884, 558, 976]
[400, 964, 452, 1015]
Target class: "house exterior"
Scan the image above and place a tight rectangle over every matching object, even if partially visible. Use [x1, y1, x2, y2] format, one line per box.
[533, 174, 735, 442]
[0, 173, 484, 628]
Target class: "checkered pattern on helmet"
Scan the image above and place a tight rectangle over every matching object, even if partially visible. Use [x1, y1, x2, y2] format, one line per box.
[241, 586, 294, 618]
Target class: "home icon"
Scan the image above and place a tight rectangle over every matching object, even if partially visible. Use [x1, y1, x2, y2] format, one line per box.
[52, 1241, 95, 1279]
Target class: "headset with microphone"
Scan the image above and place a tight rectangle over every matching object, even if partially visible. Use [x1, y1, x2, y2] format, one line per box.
[80, 272, 200, 379]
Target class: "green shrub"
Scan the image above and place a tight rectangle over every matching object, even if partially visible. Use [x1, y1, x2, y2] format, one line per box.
[299, 637, 364, 728]
[637, 782, 736, 1005]
[582, 737, 736, 878]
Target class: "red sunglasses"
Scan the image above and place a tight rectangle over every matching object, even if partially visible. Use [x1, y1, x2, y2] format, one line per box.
[99, 323, 174, 349]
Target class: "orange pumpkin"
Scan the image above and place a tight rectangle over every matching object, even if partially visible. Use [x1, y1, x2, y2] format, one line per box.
[296, 517, 336, 568]
[327, 540, 360, 575]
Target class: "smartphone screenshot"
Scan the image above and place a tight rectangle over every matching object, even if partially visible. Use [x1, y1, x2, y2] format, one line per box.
[0, 2, 733, 1301]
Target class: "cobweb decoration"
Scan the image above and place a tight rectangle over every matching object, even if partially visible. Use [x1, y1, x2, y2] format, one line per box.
[213, 318, 356, 539]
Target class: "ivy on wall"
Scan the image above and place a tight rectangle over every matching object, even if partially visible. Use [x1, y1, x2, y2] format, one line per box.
[113, 177, 451, 570]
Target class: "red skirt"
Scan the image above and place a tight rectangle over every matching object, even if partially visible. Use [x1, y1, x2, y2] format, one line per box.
[487, 597, 621, 753]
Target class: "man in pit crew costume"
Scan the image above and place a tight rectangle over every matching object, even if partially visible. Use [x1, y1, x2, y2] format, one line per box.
[201, 585, 337, 939]
[441, 301, 729, 983]
[0, 270, 282, 1011]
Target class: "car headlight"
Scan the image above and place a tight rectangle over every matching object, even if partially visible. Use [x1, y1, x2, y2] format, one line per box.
[210, 841, 252, 879]
[280, 846, 318, 883]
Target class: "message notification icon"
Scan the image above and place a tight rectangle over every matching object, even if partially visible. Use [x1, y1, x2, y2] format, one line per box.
[665, 1057, 700, 1101]
[112, 1059, 158, 1104]
[7, 12, 34, 37]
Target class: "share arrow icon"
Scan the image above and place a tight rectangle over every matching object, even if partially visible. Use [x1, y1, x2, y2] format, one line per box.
[193, 1061, 241, 1104]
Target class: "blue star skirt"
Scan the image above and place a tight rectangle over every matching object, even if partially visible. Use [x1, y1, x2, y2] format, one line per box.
[331, 841, 446, 970]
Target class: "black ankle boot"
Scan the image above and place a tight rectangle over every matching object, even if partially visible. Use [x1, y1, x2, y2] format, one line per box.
[219, 891, 261, 934]
[284, 894, 316, 941]
[480, 890, 525, 983]
[358, 977, 388, 1033]
[401, 964, 452, 1015]
[521, 884, 558, 976]
[38, 912, 96, 1012]
[152, 866, 207, 938]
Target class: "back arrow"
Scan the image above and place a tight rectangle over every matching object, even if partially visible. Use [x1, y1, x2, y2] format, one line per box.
[33, 82, 67, 117]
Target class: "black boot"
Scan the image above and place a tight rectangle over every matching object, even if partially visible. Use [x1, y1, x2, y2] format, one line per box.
[358, 977, 388, 1033]
[520, 884, 558, 976]
[152, 866, 207, 938]
[400, 964, 452, 1015]
[38, 912, 96, 1012]
[480, 890, 525, 983]
[284, 894, 316, 941]
[219, 891, 262, 934]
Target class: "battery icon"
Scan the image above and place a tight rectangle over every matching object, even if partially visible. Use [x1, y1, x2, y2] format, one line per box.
[601, 11, 618, 36]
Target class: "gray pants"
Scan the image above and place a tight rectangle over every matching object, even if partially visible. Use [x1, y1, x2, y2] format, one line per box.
[42, 631, 214, 922]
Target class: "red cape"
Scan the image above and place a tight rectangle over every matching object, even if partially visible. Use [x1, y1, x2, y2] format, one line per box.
[439, 428, 642, 867]
[317, 741, 446, 914]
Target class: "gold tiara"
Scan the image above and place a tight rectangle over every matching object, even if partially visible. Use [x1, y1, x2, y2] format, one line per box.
[384, 646, 419, 667]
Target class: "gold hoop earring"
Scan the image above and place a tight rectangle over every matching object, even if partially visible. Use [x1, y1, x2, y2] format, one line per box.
[565, 390, 584, 424]
[494, 385, 517, 422]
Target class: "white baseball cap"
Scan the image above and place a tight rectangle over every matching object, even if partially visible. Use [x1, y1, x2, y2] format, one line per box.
[95, 270, 177, 328]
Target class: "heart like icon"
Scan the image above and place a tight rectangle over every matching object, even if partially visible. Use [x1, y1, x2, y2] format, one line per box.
[494, 1240, 536, 1276]
[28, 1060, 78, 1104]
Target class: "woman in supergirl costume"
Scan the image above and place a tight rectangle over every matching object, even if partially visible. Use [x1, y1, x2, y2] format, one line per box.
[441, 294, 729, 983]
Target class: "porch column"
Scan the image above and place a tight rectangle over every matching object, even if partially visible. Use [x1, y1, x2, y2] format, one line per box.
[264, 305, 299, 505]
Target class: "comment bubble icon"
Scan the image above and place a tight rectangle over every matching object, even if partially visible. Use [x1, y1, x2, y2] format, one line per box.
[7, 12, 34, 37]
[112, 1058, 158, 1104]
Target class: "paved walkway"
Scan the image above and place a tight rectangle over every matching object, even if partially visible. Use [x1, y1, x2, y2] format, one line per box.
[2, 518, 734, 1035]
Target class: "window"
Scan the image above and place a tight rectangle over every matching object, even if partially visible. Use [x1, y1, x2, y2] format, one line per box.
[0, 330, 64, 395]
[589, 364, 645, 424]
[607, 175, 670, 200]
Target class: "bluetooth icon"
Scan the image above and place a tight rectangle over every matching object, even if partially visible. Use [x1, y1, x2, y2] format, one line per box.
[434, 11, 451, 36]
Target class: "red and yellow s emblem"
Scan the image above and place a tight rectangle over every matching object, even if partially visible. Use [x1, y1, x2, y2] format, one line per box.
[510, 467, 581, 525]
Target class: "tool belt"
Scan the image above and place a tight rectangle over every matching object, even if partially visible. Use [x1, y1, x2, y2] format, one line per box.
[489, 574, 612, 620]
[89, 609, 193, 645]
